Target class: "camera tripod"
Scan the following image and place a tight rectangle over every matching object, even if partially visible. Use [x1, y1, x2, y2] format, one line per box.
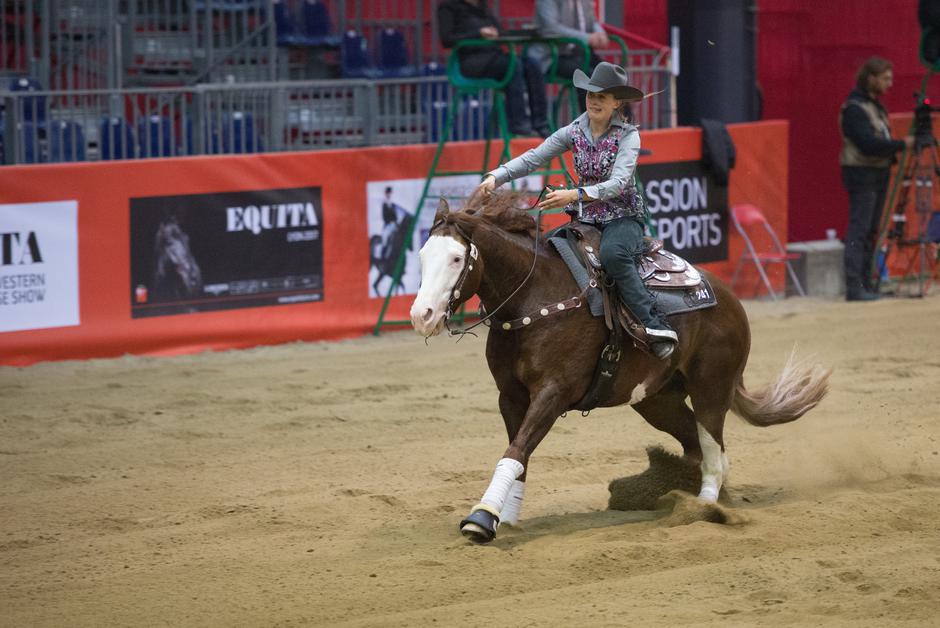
[874, 124, 940, 298]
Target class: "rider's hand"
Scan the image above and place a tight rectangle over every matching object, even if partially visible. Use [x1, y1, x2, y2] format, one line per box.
[480, 26, 499, 39]
[473, 175, 497, 201]
[904, 135, 915, 149]
[538, 188, 579, 210]
[588, 31, 609, 49]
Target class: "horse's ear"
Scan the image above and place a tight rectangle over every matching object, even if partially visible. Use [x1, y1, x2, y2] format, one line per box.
[433, 198, 450, 223]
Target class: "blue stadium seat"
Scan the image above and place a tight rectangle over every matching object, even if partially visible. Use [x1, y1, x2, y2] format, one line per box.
[341, 30, 379, 78]
[421, 63, 488, 142]
[17, 121, 43, 164]
[179, 117, 223, 155]
[377, 28, 417, 78]
[48, 120, 86, 162]
[192, 0, 266, 10]
[137, 114, 174, 157]
[9, 77, 46, 124]
[273, 0, 302, 46]
[220, 111, 261, 153]
[301, 0, 341, 46]
[99, 117, 137, 160]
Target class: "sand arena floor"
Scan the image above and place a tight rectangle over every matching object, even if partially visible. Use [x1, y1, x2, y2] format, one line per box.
[2, 295, 940, 627]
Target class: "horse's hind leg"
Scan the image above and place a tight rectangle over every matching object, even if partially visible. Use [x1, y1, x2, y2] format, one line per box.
[632, 374, 701, 460]
[686, 373, 736, 502]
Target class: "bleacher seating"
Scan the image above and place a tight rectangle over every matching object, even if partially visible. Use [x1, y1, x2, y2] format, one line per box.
[421, 63, 487, 142]
[99, 117, 136, 160]
[377, 28, 417, 78]
[341, 30, 379, 79]
[48, 120, 86, 162]
[273, 0, 302, 45]
[17, 122, 42, 164]
[301, 0, 341, 46]
[10, 77, 46, 124]
[275, 0, 341, 48]
[137, 115, 174, 158]
[220, 111, 261, 153]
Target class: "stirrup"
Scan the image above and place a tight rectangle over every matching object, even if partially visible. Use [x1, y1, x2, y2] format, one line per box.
[645, 327, 678, 343]
[651, 341, 676, 360]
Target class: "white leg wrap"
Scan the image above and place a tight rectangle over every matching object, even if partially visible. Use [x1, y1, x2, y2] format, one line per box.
[697, 423, 723, 503]
[480, 458, 525, 514]
[499, 480, 526, 525]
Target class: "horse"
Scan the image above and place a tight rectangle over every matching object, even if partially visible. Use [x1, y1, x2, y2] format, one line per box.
[152, 218, 203, 304]
[409, 192, 831, 544]
[370, 214, 413, 296]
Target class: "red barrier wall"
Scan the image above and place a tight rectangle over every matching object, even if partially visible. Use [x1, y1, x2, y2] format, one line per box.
[0, 120, 787, 366]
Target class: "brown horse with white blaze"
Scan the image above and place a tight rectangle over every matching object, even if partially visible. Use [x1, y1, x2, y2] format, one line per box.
[410, 193, 831, 544]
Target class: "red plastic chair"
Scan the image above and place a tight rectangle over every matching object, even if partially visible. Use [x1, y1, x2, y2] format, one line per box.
[730, 203, 806, 300]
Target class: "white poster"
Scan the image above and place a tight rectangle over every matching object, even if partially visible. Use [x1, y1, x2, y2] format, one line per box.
[366, 175, 543, 298]
[0, 201, 79, 333]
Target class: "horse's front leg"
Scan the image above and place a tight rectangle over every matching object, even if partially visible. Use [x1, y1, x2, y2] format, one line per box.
[495, 386, 529, 527]
[460, 386, 567, 544]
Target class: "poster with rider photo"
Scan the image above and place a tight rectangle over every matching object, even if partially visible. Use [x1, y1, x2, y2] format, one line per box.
[637, 160, 729, 264]
[129, 187, 323, 318]
[366, 175, 543, 298]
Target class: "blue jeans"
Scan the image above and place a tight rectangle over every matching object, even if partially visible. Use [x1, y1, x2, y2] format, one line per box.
[462, 55, 548, 133]
[842, 167, 890, 294]
[595, 216, 668, 329]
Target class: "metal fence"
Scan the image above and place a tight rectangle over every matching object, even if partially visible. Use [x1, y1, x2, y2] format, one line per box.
[1, 0, 275, 90]
[1, 0, 675, 165]
[1, 50, 674, 165]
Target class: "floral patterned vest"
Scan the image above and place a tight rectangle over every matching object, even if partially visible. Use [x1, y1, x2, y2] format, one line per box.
[570, 123, 645, 224]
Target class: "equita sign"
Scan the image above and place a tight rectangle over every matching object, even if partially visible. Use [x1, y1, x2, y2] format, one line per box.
[0, 200, 79, 333]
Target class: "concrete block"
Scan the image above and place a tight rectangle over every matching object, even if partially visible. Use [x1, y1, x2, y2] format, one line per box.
[787, 239, 844, 298]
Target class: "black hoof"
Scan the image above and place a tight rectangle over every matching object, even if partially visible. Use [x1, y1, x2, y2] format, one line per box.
[459, 508, 499, 544]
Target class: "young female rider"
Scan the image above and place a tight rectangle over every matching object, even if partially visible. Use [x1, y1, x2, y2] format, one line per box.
[474, 62, 678, 358]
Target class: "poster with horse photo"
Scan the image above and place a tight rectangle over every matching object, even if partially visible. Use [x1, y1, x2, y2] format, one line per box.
[129, 187, 323, 318]
[366, 175, 543, 298]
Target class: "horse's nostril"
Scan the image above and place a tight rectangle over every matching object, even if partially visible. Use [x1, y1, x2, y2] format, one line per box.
[422, 308, 434, 323]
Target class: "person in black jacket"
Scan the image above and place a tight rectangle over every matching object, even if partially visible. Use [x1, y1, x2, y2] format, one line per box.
[839, 56, 914, 301]
[438, 0, 551, 137]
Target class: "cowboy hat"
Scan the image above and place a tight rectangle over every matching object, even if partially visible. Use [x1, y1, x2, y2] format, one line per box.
[572, 62, 645, 102]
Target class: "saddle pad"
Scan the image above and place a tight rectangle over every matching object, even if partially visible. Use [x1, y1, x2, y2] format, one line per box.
[548, 236, 605, 316]
[650, 277, 718, 316]
[549, 236, 717, 318]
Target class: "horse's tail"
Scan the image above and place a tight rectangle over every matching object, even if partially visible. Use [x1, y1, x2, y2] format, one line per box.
[731, 349, 832, 427]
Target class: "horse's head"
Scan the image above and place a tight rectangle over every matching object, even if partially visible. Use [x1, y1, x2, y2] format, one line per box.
[154, 219, 202, 296]
[410, 199, 485, 337]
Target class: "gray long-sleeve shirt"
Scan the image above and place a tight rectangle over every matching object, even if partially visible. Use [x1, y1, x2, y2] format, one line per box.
[535, 0, 605, 43]
[486, 112, 640, 202]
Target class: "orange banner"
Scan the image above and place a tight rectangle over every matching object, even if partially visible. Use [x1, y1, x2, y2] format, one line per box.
[0, 120, 787, 365]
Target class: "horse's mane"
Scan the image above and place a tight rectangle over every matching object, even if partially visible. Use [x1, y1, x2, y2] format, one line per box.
[447, 191, 538, 239]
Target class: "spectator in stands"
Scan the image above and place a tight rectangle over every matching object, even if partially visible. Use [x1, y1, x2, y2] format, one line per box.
[473, 62, 678, 359]
[839, 56, 914, 301]
[438, 0, 551, 138]
[530, 0, 607, 112]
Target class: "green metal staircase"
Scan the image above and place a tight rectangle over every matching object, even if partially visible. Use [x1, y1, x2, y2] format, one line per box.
[372, 39, 574, 334]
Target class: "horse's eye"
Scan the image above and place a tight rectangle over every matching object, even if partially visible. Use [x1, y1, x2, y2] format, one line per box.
[453, 256, 462, 264]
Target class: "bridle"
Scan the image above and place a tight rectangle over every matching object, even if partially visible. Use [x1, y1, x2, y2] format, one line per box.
[431, 187, 551, 338]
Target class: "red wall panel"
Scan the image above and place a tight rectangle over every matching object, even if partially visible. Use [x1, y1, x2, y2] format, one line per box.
[619, 0, 928, 242]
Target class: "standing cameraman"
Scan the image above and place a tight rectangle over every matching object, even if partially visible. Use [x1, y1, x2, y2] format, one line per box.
[839, 56, 915, 301]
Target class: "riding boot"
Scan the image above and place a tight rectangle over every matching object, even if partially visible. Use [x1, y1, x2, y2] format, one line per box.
[598, 217, 678, 359]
